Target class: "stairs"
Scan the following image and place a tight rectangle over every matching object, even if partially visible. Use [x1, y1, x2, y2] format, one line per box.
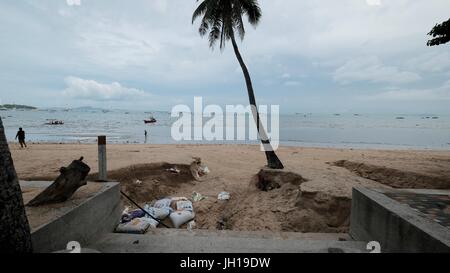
[88, 229, 369, 253]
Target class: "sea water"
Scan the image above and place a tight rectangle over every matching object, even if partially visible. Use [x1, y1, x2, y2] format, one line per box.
[1, 109, 449, 150]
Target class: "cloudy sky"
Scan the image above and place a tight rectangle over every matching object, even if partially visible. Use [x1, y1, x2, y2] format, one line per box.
[0, 0, 449, 114]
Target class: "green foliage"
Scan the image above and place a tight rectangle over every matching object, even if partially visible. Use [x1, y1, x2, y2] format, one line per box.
[192, 0, 262, 49]
[427, 18, 450, 46]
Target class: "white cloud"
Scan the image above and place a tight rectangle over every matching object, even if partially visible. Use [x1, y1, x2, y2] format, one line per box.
[406, 52, 450, 73]
[366, 0, 381, 6]
[66, 0, 81, 6]
[62, 76, 148, 101]
[284, 81, 301, 86]
[359, 80, 450, 101]
[334, 56, 421, 84]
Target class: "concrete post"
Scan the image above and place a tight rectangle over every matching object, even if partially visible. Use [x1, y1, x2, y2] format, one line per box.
[98, 136, 107, 181]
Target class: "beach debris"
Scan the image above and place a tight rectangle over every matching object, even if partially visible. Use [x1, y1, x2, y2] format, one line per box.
[190, 157, 210, 181]
[134, 179, 143, 185]
[170, 210, 195, 229]
[153, 198, 173, 211]
[166, 166, 180, 174]
[217, 191, 230, 201]
[192, 191, 207, 202]
[115, 218, 151, 234]
[187, 220, 197, 231]
[27, 157, 90, 207]
[143, 204, 170, 220]
[122, 206, 131, 215]
[176, 200, 194, 212]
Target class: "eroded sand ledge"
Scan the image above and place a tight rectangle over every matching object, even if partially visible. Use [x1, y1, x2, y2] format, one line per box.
[12, 144, 450, 232]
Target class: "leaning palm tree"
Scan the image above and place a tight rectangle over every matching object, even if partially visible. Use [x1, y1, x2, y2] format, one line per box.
[192, 0, 284, 169]
[0, 117, 33, 253]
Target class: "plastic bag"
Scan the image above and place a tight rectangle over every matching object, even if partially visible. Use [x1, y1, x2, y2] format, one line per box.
[176, 200, 194, 212]
[170, 211, 195, 228]
[218, 192, 230, 200]
[115, 218, 150, 234]
[143, 204, 170, 220]
[153, 198, 173, 210]
[141, 217, 159, 229]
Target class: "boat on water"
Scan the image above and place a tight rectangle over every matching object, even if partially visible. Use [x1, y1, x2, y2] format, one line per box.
[45, 119, 64, 125]
[144, 117, 157, 124]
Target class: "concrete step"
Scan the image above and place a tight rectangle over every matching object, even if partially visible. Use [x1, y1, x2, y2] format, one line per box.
[88, 229, 368, 253]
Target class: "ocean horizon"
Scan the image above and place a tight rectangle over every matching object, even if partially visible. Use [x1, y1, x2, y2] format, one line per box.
[2, 108, 450, 150]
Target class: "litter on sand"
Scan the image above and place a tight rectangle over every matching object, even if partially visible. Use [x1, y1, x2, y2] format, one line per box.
[218, 191, 230, 201]
[166, 166, 180, 174]
[192, 191, 207, 202]
[190, 157, 210, 181]
[115, 218, 151, 234]
[117, 195, 197, 233]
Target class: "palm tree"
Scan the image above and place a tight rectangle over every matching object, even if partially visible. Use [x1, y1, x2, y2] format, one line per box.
[192, 0, 284, 169]
[0, 117, 33, 253]
[427, 18, 450, 46]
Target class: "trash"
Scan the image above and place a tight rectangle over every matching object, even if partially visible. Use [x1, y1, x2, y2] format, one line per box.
[176, 200, 194, 212]
[143, 204, 170, 220]
[192, 191, 207, 202]
[166, 166, 180, 174]
[115, 218, 151, 234]
[190, 157, 210, 181]
[170, 197, 189, 210]
[122, 206, 131, 215]
[129, 209, 146, 219]
[198, 166, 210, 176]
[218, 191, 230, 201]
[120, 208, 146, 223]
[187, 220, 196, 231]
[153, 198, 173, 211]
[170, 210, 195, 228]
[135, 179, 143, 185]
[141, 217, 159, 229]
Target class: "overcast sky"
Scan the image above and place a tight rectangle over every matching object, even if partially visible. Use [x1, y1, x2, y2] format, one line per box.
[0, 0, 449, 114]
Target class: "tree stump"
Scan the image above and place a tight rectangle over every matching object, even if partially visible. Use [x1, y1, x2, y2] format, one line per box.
[27, 157, 91, 207]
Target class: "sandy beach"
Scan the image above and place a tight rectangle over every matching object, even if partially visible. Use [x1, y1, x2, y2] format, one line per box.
[11, 143, 450, 232]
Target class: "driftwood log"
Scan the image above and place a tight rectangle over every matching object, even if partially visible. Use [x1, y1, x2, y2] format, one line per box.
[27, 157, 91, 207]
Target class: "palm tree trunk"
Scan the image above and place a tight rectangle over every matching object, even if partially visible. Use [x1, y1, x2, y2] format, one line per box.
[0, 117, 33, 253]
[231, 35, 284, 169]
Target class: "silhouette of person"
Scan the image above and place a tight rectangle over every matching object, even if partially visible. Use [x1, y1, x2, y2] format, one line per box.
[144, 130, 148, 143]
[15, 127, 27, 148]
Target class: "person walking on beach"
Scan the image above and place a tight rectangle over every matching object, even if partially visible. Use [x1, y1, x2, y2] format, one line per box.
[15, 127, 27, 148]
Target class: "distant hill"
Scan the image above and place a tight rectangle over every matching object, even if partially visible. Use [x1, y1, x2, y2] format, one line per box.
[0, 104, 37, 110]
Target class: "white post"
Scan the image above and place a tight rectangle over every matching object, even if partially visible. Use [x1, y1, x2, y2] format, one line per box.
[98, 135, 107, 181]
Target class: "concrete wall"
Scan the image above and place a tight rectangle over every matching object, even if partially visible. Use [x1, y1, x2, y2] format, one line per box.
[31, 182, 121, 253]
[350, 187, 450, 253]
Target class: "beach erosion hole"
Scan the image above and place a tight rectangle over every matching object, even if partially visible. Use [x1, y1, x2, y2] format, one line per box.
[96, 163, 196, 205]
[220, 168, 351, 233]
[255, 168, 307, 191]
[333, 160, 450, 189]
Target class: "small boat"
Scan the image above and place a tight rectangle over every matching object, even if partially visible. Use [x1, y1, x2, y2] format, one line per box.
[144, 117, 157, 124]
[45, 119, 64, 125]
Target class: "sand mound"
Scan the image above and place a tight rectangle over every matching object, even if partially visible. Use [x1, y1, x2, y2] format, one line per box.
[334, 160, 450, 189]
[219, 169, 351, 233]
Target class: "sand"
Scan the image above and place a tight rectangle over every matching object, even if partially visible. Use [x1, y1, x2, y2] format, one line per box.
[11, 143, 450, 232]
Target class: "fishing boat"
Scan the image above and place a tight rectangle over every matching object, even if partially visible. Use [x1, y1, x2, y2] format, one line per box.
[45, 119, 64, 125]
[144, 117, 157, 124]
